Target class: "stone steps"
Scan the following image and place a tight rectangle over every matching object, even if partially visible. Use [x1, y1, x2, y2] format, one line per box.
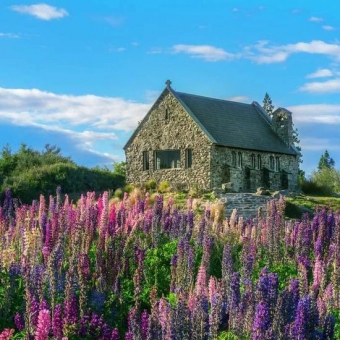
[217, 193, 270, 220]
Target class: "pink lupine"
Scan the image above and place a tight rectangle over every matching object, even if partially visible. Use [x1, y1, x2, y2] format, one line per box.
[0, 328, 14, 340]
[35, 309, 51, 340]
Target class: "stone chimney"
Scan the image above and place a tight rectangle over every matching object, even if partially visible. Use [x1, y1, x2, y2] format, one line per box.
[271, 108, 294, 147]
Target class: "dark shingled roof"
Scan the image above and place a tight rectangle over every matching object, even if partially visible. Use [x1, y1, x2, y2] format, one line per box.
[173, 90, 298, 155]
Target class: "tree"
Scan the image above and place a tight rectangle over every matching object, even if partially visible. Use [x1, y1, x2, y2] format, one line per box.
[318, 150, 335, 171]
[262, 92, 274, 117]
[113, 161, 126, 177]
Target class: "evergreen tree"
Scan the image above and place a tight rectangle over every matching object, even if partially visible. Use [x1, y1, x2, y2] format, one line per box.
[318, 150, 335, 171]
[262, 92, 274, 117]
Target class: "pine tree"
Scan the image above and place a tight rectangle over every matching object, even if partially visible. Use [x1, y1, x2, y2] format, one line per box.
[262, 92, 274, 117]
[318, 150, 335, 171]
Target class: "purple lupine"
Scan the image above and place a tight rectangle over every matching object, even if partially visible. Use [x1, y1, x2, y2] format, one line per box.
[197, 216, 206, 246]
[52, 304, 63, 339]
[256, 267, 269, 305]
[251, 301, 271, 340]
[268, 273, 279, 311]
[141, 310, 149, 340]
[293, 295, 317, 339]
[63, 291, 78, 325]
[111, 328, 120, 340]
[191, 295, 209, 340]
[229, 272, 241, 308]
[125, 332, 133, 340]
[323, 314, 335, 340]
[14, 312, 25, 331]
[35, 309, 51, 340]
[30, 296, 40, 328]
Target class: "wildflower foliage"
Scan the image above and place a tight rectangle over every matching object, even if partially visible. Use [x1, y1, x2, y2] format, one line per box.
[0, 189, 339, 339]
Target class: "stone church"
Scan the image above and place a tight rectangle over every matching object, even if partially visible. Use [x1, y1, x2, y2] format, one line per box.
[124, 81, 300, 192]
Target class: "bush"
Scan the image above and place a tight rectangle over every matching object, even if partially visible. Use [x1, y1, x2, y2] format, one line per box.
[145, 179, 157, 191]
[158, 180, 171, 193]
[300, 179, 333, 196]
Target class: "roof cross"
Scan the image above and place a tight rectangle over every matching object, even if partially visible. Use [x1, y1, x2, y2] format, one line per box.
[165, 79, 172, 88]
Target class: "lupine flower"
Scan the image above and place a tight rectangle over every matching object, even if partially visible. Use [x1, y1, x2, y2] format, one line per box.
[0, 328, 14, 340]
[35, 309, 51, 340]
[252, 301, 271, 340]
[52, 304, 63, 339]
[14, 312, 25, 331]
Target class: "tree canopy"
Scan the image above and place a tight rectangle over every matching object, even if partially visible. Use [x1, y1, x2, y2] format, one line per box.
[318, 149, 335, 171]
[262, 92, 274, 117]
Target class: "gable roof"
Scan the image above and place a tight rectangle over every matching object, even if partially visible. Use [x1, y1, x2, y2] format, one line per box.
[124, 84, 299, 155]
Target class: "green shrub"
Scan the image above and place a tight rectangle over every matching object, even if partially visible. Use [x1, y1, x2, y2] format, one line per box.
[300, 179, 333, 196]
[145, 179, 157, 191]
[158, 180, 171, 193]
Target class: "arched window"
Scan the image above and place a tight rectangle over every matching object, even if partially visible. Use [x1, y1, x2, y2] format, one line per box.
[232, 151, 236, 166]
[275, 156, 280, 172]
[269, 156, 275, 170]
[257, 155, 261, 169]
[238, 152, 242, 168]
[251, 154, 256, 168]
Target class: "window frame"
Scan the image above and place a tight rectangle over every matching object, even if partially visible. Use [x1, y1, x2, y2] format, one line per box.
[154, 149, 181, 170]
[142, 151, 149, 171]
[185, 148, 193, 168]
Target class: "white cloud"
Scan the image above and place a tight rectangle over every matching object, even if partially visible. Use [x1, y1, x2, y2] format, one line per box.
[322, 25, 335, 31]
[287, 104, 340, 124]
[0, 87, 150, 132]
[227, 96, 249, 103]
[299, 78, 340, 93]
[306, 68, 333, 78]
[309, 16, 323, 22]
[10, 4, 68, 20]
[300, 137, 340, 151]
[172, 44, 235, 62]
[0, 32, 20, 38]
[246, 40, 340, 64]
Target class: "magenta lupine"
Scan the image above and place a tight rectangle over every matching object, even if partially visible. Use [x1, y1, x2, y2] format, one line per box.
[159, 297, 171, 340]
[35, 309, 51, 340]
[111, 328, 120, 340]
[0, 328, 14, 340]
[52, 304, 63, 339]
[195, 265, 208, 297]
[30, 296, 40, 328]
[312, 258, 324, 293]
[14, 312, 25, 331]
[141, 310, 149, 340]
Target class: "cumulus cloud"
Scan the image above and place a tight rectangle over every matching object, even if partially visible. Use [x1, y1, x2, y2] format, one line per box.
[172, 44, 235, 62]
[309, 16, 323, 22]
[0, 87, 151, 162]
[245, 40, 340, 64]
[287, 104, 340, 124]
[10, 3, 68, 20]
[299, 78, 340, 93]
[0, 87, 150, 132]
[306, 68, 333, 78]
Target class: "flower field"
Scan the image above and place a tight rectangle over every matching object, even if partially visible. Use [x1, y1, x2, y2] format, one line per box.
[0, 188, 339, 339]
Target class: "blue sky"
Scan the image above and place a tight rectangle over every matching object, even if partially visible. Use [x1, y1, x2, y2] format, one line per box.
[1, 1, 340, 176]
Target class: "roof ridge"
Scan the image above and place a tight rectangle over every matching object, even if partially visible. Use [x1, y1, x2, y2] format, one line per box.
[176, 91, 251, 106]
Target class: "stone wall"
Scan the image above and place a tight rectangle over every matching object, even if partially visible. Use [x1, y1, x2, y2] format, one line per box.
[125, 91, 213, 189]
[210, 146, 299, 191]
